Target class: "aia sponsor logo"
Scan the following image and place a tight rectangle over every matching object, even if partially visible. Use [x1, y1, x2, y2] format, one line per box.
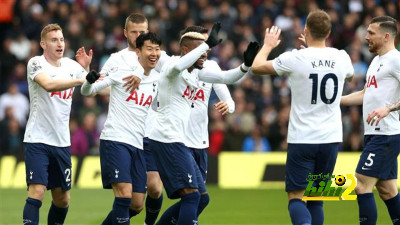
[182, 86, 205, 102]
[125, 91, 153, 107]
[366, 75, 377, 88]
[51, 88, 74, 99]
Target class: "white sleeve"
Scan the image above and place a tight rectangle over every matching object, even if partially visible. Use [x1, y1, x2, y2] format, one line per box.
[166, 43, 209, 78]
[27, 57, 45, 81]
[198, 63, 247, 84]
[81, 76, 114, 96]
[213, 83, 235, 113]
[155, 51, 171, 73]
[272, 50, 297, 76]
[340, 50, 355, 78]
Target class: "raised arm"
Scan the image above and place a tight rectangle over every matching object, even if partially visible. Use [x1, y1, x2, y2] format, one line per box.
[75, 47, 93, 72]
[168, 22, 223, 77]
[252, 26, 281, 75]
[198, 41, 260, 84]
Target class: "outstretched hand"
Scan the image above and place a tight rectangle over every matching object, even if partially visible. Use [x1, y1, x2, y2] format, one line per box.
[243, 41, 260, 67]
[205, 22, 223, 48]
[263, 26, 281, 50]
[76, 47, 93, 70]
[86, 70, 100, 84]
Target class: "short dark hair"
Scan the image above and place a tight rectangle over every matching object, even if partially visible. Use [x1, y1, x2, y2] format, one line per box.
[125, 13, 148, 30]
[370, 16, 398, 37]
[180, 25, 208, 37]
[136, 32, 161, 49]
[306, 10, 331, 41]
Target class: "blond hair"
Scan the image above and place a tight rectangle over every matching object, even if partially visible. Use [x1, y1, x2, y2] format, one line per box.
[41, 24, 62, 41]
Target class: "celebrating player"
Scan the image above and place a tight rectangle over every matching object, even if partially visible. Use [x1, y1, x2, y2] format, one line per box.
[252, 10, 354, 225]
[341, 16, 400, 225]
[81, 32, 162, 225]
[23, 23, 90, 225]
[148, 22, 259, 225]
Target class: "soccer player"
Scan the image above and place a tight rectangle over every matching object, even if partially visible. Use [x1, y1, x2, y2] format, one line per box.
[81, 32, 162, 225]
[93, 13, 166, 225]
[341, 16, 400, 225]
[184, 25, 235, 217]
[252, 10, 354, 225]
[148, 22, 259, 225]
[23, 23, 90, 225]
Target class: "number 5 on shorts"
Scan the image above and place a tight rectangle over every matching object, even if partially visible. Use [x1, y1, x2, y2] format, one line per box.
[365, 153, 375, 167]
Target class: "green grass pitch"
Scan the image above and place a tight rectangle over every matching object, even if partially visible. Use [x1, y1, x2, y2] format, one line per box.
[0, 186, 393, 224]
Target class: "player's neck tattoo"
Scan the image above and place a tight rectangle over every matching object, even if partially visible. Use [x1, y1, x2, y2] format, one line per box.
[386, 100, 400, 112]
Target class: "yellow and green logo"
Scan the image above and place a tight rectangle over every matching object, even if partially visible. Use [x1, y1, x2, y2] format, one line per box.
[302, 173, 357, 201]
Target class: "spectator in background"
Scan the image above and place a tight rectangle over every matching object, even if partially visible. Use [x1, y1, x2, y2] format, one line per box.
[71, 111, 99, 156]
[242, 125, 271, 152]
[0, 83, 29, 127]
[1, 0, 399, 157]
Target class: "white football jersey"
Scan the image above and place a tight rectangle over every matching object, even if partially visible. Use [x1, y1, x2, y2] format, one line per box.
[272, 47, 354, 143]
[24, 55, 86, 147]
[150, 42, 246, 143]
[82, 49, 158, 149]
[149, 55, 199, 143]
[184, 60, 234, 149]
[363, 49, 400, 135]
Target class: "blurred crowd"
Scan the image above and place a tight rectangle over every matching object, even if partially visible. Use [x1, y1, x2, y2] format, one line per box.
[1, 0, 400, 158]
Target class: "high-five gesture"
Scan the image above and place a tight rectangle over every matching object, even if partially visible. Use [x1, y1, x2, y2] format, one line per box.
[263, 26, 281, 50]
[205, 22, 223, 48]
[76, 47, 93, 71]
[243, 41, 260, 67]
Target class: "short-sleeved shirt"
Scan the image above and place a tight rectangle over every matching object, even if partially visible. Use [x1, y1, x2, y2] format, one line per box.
[24, 55, 86, 147]
[272, 47, 354, 144]
[363, 49, 400, 135]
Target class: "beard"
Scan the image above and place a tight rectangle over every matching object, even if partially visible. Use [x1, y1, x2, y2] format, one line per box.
[128, 39, 136, 49]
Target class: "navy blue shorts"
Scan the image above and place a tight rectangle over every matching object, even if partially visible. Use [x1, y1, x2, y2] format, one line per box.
[356, 135, 400, 179]
[24, 143, 72, 191]
[285, 143, 339, 192]
[99, 140, 147, 193]
[188, 147, 208, 183]
[149, 139, 205, 199]
[143, 137, 158, 172]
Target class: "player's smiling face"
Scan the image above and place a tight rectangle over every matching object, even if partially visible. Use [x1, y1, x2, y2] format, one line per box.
[366, 23, 384, 54]
[125, 21, 148, 49]
[136, 40, 161, 73]
[41, 30, 65, 60]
